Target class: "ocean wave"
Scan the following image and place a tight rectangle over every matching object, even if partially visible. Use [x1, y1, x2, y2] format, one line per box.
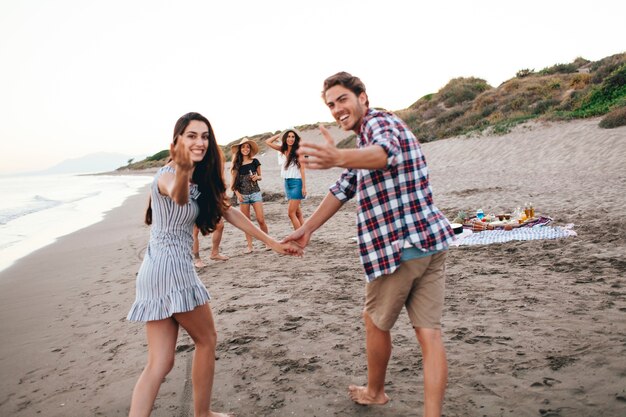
[0, 195, 63, 225]
[0, 191, 101, 225]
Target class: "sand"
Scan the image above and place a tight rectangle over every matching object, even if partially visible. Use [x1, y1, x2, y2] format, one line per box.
[0, 118, 625, 417]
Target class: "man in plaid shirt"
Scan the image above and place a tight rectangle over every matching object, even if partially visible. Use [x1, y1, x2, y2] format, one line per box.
[284, 72, 454, 416]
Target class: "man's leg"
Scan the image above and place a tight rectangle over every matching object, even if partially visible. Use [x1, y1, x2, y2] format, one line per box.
[415, 327, 447, 417]
[348, 310, 391, 405]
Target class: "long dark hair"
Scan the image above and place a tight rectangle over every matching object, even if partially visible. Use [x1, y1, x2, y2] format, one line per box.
[231, 146, 244, 172]
[145, 112, 228, 235]
[280, 129, 301, 169]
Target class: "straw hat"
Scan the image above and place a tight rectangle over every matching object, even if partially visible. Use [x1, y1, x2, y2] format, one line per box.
[230, 138, 259, 156]
[281, 127, 302, 139]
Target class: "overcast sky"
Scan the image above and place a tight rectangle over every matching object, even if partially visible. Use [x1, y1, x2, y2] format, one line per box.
[1, 0, 624, 173]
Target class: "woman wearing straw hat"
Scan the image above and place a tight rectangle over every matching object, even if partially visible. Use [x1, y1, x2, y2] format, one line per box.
[230, 138, 269, 253]
[265, 128, 307, 230]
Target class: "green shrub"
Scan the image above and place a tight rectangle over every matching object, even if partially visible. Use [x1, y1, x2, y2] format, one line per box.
[147, 149, 170, 161]
[599, 106, 626, 128]
[438, 77, 491, 107]
[591, 53, 626, 83]
[533, 99, 560, 115]
[435, 108, 465, 125]
[516, 68, 534, 78]
[540, 63, 578, 75]
[569, 63, 626, 117]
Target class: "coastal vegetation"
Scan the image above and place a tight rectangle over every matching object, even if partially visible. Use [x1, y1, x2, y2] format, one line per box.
[120, 52, 625, 170]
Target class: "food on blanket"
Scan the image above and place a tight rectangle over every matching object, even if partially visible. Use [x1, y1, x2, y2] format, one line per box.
[472, 221, 491, 232]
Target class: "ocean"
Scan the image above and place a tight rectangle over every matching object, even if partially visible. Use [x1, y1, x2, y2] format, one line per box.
[0, 172, 153, 273]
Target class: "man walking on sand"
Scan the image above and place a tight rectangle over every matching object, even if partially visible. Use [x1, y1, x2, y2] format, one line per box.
[283, 72, 455, 416]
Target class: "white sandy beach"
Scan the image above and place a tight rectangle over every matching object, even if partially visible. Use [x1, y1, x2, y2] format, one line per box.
[0, 118, 625, 416]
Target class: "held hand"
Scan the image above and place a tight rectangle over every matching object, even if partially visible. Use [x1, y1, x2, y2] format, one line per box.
[269, 240, 304, 257]
[235, 191, 243, 203]
[298, 125, 342, 169]
[170, 140, 194, 172]
[281, 226, 312, 249]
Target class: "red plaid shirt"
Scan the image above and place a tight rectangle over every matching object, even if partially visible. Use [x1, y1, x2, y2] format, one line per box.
[329, 108, 454, 281]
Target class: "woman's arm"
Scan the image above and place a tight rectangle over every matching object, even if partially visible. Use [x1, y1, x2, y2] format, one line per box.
[264, 133, 282, 151]
[223, 206, 303, 256]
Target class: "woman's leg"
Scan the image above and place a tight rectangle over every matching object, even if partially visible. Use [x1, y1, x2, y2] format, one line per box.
[287, 200, 302, 230]
[129, 318, 179, 417]
[295, 200, 304, 227]
[252, 201, 271, 250]
[209, 220, 228, 261]
[239, 203, 254, 252]
[192, 226, 206, 268]
[251, 202, 269, 234]
[174, 304, 231, 417]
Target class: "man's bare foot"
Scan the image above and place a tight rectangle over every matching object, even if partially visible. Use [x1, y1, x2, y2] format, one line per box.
[194, 258, 206, 268]
[210, 253, 229, 261]
[348, 385, 389, 405]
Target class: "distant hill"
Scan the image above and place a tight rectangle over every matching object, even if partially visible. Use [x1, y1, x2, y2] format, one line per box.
[121, 52, 626, 169]
[41, 152, 137, 174]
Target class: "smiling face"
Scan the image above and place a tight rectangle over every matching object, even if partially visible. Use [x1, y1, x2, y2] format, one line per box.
[240, 143, 251, 156]
[324, 85, 368, 133]
[179, 120, 209, 162]
[285, 132, 296, 146]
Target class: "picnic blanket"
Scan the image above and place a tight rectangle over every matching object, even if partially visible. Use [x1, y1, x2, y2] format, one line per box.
[451, 222, 577, 246]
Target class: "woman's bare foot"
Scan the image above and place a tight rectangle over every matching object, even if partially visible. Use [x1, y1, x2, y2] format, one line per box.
[244, 247, 253, 254]
[209, 411, 234, 417]
[194, 258, 207, 268]
[348, 385, 390, 405]
[210, 253, 229, 261]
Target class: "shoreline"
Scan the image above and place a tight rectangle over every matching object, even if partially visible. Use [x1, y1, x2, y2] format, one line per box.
[1, 118, 625, 416]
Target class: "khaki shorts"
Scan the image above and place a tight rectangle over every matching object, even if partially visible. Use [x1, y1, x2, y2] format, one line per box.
[365, 251, 447, 331]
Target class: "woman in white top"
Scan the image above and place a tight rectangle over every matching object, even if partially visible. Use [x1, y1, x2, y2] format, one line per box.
[265, 128, 307, 229]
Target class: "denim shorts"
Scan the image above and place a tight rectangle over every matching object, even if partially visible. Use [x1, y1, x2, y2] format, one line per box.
[284, 178, 304, 200]
[240, 191, 263, 204]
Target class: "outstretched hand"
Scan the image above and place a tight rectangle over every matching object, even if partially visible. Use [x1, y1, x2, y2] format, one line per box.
[281, 226, 312, 249]
[298, 125, 342, 169]
[270, 240, 304, 257]
[170, 140, 194, 172]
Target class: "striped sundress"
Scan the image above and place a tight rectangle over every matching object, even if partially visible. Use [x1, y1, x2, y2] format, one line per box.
[127, 165, 210, 322]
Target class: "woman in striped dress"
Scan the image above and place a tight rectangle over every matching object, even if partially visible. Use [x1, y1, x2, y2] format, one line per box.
[127, 112, 302, 417]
